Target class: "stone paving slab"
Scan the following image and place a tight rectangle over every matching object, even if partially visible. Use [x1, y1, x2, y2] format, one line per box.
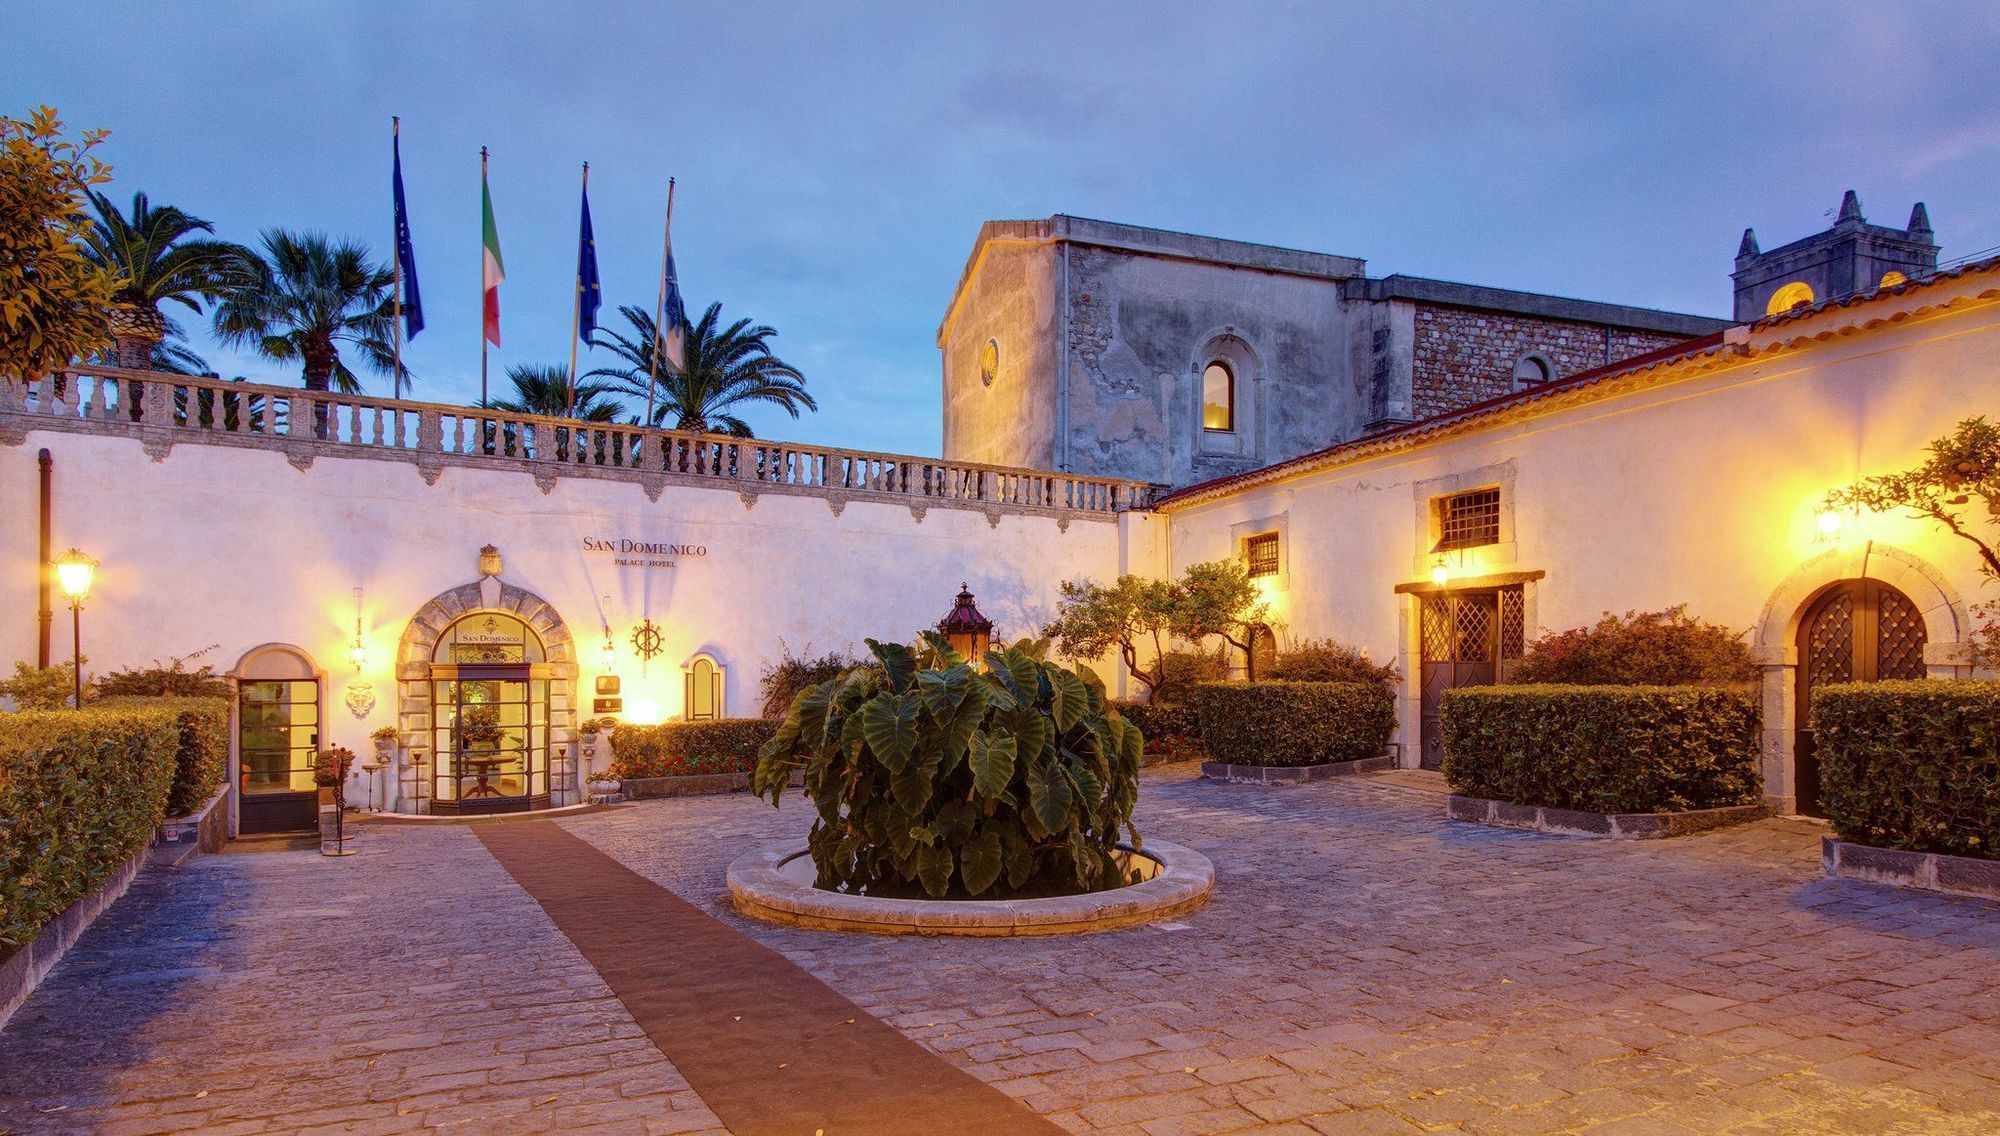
[5, 763, 2000, 1134]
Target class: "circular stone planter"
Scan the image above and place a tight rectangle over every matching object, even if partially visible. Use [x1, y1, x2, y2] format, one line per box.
[728, 839, 1213, 936]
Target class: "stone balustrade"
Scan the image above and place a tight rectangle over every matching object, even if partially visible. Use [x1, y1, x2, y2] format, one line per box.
[2, 367, 1152, 517]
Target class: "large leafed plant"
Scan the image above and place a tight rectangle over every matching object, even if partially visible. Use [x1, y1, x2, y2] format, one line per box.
[751, 634, 1146, 898]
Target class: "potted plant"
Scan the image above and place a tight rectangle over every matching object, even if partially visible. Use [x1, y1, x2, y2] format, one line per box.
[369, 725, 399, 764]
[456, 704, 503, 752]
[314, 745, 359, 856]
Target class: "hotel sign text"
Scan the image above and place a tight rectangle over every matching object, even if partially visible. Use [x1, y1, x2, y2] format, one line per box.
[582, 537, 710, 569]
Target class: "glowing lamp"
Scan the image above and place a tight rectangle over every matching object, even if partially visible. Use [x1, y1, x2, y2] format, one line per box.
[1817, 508, 1843, 537]
[626, 696, 663, 725]
[347, 642, 368, 670]
[54, 548, 96, 602]
[938, 583, 995, 661]
[1430, 559, 1450, 589]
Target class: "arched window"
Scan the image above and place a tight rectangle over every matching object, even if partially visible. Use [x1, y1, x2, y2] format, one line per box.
[684, 654, 724, 721]
[1878, 270, 1908, 290]
[1512, 355, 1552, 387]
[1766, 281, 1816, 316]
[1202, 361, 1234, 432]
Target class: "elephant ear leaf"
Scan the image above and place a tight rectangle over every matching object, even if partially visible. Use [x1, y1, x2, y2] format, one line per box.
[865, 637, 919, 693]
[915, 663, 974, 722]
[959, 827, 1004, 896]
[1048, 668, 1090, 732]
[859, 690, 921, 773]
[919, 629, 966, 668]
[1025, 753, 1074, 836]
[968, 729, 1017, 800]
[915, 842, 954, 897]
[989, 648, 1041, 707]
[1002, 826, 1036, 889]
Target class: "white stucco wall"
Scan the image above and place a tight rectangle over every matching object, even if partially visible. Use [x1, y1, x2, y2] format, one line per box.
[0, 432, 1128, 813]
[1159, 274, 1999, 808]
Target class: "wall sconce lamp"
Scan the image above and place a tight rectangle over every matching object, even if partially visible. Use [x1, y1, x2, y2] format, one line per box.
[347, 587, 367, 671]
[600, 606, 618, 672]
[1816, 507, 1844, 539]
[1430, 555, 1451, 589]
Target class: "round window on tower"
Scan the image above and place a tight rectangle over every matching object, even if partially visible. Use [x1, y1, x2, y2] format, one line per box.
[980, 339, 1000, 388]
[1766, 281, 1816, 316]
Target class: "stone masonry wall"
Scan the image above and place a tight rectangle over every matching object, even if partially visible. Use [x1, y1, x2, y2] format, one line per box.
[1410, 305, 1688, 419]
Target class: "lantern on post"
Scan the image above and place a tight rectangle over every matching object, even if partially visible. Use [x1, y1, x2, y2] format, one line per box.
[53, 548, 96, 709]
[938, 583, 995, 662]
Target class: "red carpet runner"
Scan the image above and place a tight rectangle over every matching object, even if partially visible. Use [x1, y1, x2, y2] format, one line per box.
[474, 821, 1063, 1136]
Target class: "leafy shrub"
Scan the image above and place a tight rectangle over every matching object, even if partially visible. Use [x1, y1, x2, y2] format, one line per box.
[1156, 647, 1229, 698]
[1813, 681, 2000, 859]
[97, 695, 227, 817]
[314, 746, 358, 807]
[753, 636, 1144, 899]
[760, 645, 862, 718]
[1, 705, 179, 949]
[0, 659, 88, 710]
[1110, 699, 1203, 759]
[1191, 681, 1395, 767]
[607, 718, 781, 779]
[94, 647, 230, 699]
[1265, 638, 1399, 688]
[1512, 605, 1757, 686]
[1441, 686, 1761, 813]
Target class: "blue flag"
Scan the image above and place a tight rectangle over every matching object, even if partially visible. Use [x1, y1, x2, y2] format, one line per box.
[577, 181, 601, 346]
[391, 129, 423, 339]
[662, 213, 686, 371]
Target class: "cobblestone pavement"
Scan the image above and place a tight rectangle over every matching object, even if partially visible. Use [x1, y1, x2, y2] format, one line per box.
[6, 764, 2000, 1135]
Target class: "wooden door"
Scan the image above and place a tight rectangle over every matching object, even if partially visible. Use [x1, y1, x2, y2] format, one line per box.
[1419, 587, 1524, 770]
[1793, 579, 1928, 816]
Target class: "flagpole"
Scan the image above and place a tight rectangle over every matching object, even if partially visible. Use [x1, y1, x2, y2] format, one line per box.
[647, 177, 675, 429]
[391, 117, 405, 402]
[567, 161, 588, 420]
[480, 145, 490, 407]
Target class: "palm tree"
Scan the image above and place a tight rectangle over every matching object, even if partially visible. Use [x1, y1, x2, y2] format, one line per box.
[81, 191, 253, 371]
[588, 303, 814, 437]
[488, 363, 625, 421]
[211, 230, 404, 395]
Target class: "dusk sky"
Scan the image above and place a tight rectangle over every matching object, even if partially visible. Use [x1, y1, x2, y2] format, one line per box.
[11, 1, 2000, 455]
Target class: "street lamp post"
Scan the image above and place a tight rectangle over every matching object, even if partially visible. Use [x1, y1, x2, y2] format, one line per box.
[53, 548, 96, 709]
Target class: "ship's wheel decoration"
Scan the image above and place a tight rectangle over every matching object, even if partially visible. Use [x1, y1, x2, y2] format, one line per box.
[629, 619, 665, 667]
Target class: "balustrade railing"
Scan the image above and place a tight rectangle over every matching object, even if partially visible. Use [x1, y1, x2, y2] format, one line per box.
[2, 366, 1151, 514]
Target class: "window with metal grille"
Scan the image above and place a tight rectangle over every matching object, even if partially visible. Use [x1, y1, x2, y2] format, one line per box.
[1436, 488, 1501, 551]
[1245, 532, 1280, 578]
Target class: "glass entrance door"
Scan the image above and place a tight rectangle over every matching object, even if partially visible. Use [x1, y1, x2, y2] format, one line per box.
[239, 679, 320, 833]
[431, 669, 549, 814]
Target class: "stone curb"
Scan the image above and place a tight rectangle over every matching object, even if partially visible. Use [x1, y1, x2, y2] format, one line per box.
[153, 784, 229, 867]
[1446, 795, 1773, 839]
[727, 839, 1214, 937]
[0, 839, 151, 1032]
[1822, 836, 2000, 902]
[1201, 754, 1398, 784]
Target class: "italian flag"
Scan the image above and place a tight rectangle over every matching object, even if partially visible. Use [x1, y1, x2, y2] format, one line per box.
[481, 172, 505, 346]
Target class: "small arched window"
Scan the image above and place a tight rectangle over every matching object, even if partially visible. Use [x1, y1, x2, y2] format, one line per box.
[1878, 270, 1908, 290]
[1512, 355, 1552, 387]
[684, 654, 724, 721]
[1202, 361, 1234, 432]
[1766, 281, 1816, 316]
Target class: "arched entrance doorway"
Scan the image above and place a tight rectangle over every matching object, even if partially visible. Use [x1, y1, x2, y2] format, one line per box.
[429, 611, 554, 814]
[1793, 579, 1929, 816]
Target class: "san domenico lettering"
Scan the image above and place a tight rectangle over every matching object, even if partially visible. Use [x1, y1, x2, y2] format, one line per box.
[581, 537, 709, 557]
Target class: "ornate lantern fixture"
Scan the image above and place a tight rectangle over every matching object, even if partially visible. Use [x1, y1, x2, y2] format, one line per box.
[938, 583, 995, 661]
[53, 548, 96, 709]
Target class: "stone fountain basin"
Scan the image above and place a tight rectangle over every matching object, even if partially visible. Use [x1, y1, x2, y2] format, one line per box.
[727, 839, 1213, 936]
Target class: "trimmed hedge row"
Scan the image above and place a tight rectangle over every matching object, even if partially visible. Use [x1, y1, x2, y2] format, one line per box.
[99, 696, 228, 817]
[1109, 699, 1203, 758]
[1813, 680, 2000, 860]
[1190, 681, 1396, 767]
[1441, 685, 1761, 813]
[1, 706, 181, 950]
[606, 718, 781, 779]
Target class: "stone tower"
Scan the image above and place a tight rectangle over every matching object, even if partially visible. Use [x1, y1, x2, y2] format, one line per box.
[1732, 191, 1939, 322]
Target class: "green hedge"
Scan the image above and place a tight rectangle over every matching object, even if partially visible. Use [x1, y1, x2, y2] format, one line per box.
[1813, 680, 2000, 859]
[1109, 699, 1203, 758]
[1441, 685, 1761, 813]
[1, 706, 180, 950]
[607, 718, 780, 779]
[1191, 681, 1396, 767]
[98, 696, 228, 817]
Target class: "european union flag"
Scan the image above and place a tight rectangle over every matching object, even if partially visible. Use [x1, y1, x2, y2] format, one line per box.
[577, 180, 601, 346]
[392, 128, 423, 339]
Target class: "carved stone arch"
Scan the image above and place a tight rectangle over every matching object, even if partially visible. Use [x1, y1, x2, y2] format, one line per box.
[1753, 541, 1968, 665]
[1187, 328, 1265, 462]
[392, 576, 579, 813]
[1749, 541, 1971, 813]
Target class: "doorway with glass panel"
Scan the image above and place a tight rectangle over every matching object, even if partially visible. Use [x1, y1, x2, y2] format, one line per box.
[429, 612, 552, 814]
[238, 676, 321, 833]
